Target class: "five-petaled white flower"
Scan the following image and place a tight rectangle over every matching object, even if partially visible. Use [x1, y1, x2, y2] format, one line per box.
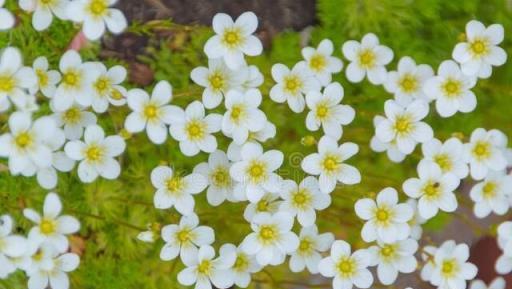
[279, 177, 331, 227]
[204, 11, 263, 69]
[318, 240, 374, 289]
[419, 138, 469, 179]
[342, 33, 393, 84]
[368, 239, 418, 285]
[355, 187, 413, 243]
[64, 124, 126, 183]
[30, 56, 61, 98]
[424, 60, 477, 117]
[289, 225, 334, 274]
[66, 0, 127, 40]
[243, 192, 281, 222]
[0, 0, 14, 30]
[193, 150, 237, 206]
[0, 215, 27, 279]
[230, 142, 283, 202]
[270, 62, 321, 113]
[453, 20, 507, 78]
[190, 59, 243, 109]
[169, 101, 222, 156]
[464, 128, 508, 180]
[18, 0, 69, 31]
[52, 103, 97, 141]
[384, 56, 434, 105]
[301, 39, 343, 86]
[301, 135, 361, 194]
[219, 243, 261, 288]
[305, 82, 355, 140]
[160, 214, 214, 262]
[241, 212, 299, 266]
[221, 89, 267, 144]
[89, 63, 127, 113]
[23, 193, 80, 253]
[469, 170, 512, 218]
[370, 116, 406, 163]
[151, 165, 208, 215]
[125, 80, 181, 144]
[403, 162, 460, 219]
[375, 99, 433, 155]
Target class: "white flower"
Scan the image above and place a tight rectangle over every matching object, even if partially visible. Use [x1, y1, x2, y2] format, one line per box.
[53, 50, 98, 111]
[424, 60, 477, 117]
[464, 128, 508, 180]
[0, 112, 58, 176]
[370, 116, 406, 163]
[270, 62, 321, 113]
[30, 56, 61, 98]
[279, 177, 331, 227]
[0, 215, 27, 279]
[342, 33, 393, 84]
[419, 138, 469, 179]
[497, 221, 512, 257]
[496, 253, 512, 275]
[375, 99, 433, 154]
[136, 224, 158, 243]
[241, 212, 299, 266]
[151, 165, 208, 215]
[426, 240, 478, 289]
[368, 239, 418, 285]
[177, 245, 235, 289]
[169, 101, 222, 156]
[469, 278, 506, 289]
[190, 59, 243, 109]
[403, 162, 460, 219]
[453, 20, 507, 78]
[305, 82, 355, 140]
[301, 39, 343, 86]
[219, 243, 261, 288]
[221, 89, 267, 144]
[301, 135, 360, 194]
[470, 171, 512, 218]
[193, 150, 236, 206]
[160, 214, 214, 262]
[26, 248, 80, 289]
[230, 142, 283, 202]
[23, 193, 80, 253]
[18, 0, 69, 31]
[89, 63, 127, 113]
[318, 240, 374, 289]
[289, 225, 334, 274]
[243, 192, 281, 222]
[52, 104, 97, 141]
[384, 56, 434, 105]
[125, 81, 181, 144]
[406, 199, 426, 240]
[0, 47, 38, 111]
[0, 0, 14, 30]
[355, 187, 413, 243]
[204, 11, 262, 69]
[66, 0, 127, 40]
[64, 124, 125, 183]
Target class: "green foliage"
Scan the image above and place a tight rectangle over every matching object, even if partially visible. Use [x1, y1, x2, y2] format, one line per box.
[1, 0, 512, 288]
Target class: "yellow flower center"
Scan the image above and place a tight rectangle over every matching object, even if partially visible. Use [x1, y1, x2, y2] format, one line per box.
[230, 105, 245, 123]
[15, 132, 33, 149]
[166, 177, 184, 193]
[441, 79, 462, 98]
[256, 199, 269, 212]
[399, 74, 418, 93]
[63, 70, 80, 87]
[211, 167, 230, 188]
[143, 104, 159, 120]
[309, 54, 326, 72]
[36, 69, 48, 87]
[423, 181, 441, 199]
[283, 75, 302, 95]
[247, 161, 266, 182]
[322, 155, 340, 173]
[441, 259, 459, 278]
[292, 189, 311, 209]
[88, 0, 108, 17]
[94, 77, 111, 95]
[39, 0, 55, 5]
[40, 219, 56, 235]
[394, 115, 413, 135]
[472, 141, 491, 160]
[258, 225, 278, 244]
[111, 88, 124, 100]
[0, 75, 15, 92]
[63, 107, 82, 124]
[337, 257, 356, 278]
[298, 238, 314, 254]
[222, 28, 243, 48]
[233, 254, 249, 271]
[482, 181, 497, 199]
[358, 49, 375, 68]
[208, 72, 225, 91]
[176, 228, 192, 243]
[316, 102, 330, 120]
[32, 250, 44, 261]
[197, 259, 212, 275]
[380, 244, 396, 260]
[185, 120, 206, 141]
[469, 38, 489, 57]
[434, 154, 452, 172]
[374, 207, 393, 225]
[85, 145, 103, 162]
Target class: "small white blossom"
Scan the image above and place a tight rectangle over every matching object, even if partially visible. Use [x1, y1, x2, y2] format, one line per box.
[226, 121, 276, 162]
[18, 0, 69, 31]
[52, 104, 97, 141]
[497, 221, 512, 257]
[301, 135, 361, 194]
[0, 215, 27, 278]
[301, 39, 343, 86]
[342, 33, 393, 84]
[370, 115, 406, 163]
[30, 56, 61, 98]
[368, 239, 418, 285]
[464, 128, 508, 180]
[243, 192, 281, 222]
[219, 243, 261, 288]
[0, 47, 37, 111]
[289, 225, 334, 274]
[26, 247, 80, 289]
[470, 171, 512, 218]
[420, 138, 469, 179]
[89, 63, 128, 113]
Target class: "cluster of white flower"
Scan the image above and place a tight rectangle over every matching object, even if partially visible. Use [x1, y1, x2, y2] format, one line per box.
[1, 7, 511, 289]
[0, 193, 81, 289]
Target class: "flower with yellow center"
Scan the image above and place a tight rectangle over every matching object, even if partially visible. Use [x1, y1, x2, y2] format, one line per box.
[13, 131, 34, 150]
[87, 0, 108, 18]
[385, 56, 434, 104]
[221, 27, 244, 48]
[470, 171, 512, 218]
[302, 39, 343, 85]
[290, 225, 334, 274]
[54, 50, 93, 111]
[0, 75, 15, 93]
[358, 49, 376, 69]
[465, 128, 507, 180]
[420, 138, 468, 179]
[399, 74, 418, 93]
[368, 239, 418, 285]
